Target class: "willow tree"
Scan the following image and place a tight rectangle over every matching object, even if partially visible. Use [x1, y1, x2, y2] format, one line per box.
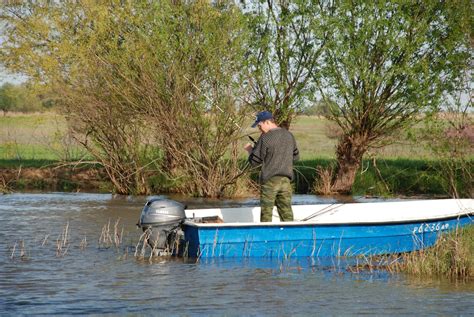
[125, 1, 251, 197]
[244, 0, 326, 128]
[0, 1, 250, 197]
[315, 1, 471, 193]
[1, 2, 160, 194]
[421, 67, 473, 198]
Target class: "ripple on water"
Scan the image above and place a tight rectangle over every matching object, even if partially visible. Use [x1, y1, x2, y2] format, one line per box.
[0, 193, 473, 315]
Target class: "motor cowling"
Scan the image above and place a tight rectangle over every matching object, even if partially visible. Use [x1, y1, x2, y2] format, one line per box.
[137, 198, 186, 255]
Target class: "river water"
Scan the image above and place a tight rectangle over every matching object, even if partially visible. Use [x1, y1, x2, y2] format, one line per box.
[1, 193, 473, 316]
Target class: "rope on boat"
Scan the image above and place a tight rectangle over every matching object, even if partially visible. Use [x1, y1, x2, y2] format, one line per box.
[300, 203, 344, 222]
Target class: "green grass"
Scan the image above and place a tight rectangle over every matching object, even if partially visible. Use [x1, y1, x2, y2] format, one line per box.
[0, 112, 89, 161]
[0, 159, 60, 168]
[293, 157, 472, 197]
[291, 116, 337, 159]
[0, 144, 61, 161]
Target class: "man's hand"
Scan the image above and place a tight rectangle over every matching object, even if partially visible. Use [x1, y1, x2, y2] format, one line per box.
[244, 143, 253, 154]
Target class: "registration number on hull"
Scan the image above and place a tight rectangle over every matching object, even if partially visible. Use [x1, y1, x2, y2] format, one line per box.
[412, 222, 449, 234]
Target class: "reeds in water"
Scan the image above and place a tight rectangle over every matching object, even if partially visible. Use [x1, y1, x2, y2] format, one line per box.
[7, 219, 142, 261]
[312, 166, 334, 195]
[98, 218, 123, 249]
[41, 234, 50, 246]
[390, 225, 473, 280]
[133, 228, 184, 262]
[10, 240, 28, 260]
[79, 236, 87, 250]
[134, 228, 150, 258]
[56, 222, 70, 257]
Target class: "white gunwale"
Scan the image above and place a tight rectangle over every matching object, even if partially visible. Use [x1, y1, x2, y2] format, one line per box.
[184, 199, 474, 228]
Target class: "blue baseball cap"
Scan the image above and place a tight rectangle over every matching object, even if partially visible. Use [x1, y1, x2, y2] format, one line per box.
[251, 111, 273, 128]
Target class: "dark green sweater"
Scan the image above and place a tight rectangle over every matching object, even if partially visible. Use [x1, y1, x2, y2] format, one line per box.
[249, 127, 299, 184]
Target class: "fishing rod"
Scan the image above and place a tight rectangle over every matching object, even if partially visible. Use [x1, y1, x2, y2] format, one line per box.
[248, 135, 256, 144]
[300, 203, 343, 222]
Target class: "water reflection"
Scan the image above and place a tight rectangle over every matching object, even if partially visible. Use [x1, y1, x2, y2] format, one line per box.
[0, 193, 472, 315]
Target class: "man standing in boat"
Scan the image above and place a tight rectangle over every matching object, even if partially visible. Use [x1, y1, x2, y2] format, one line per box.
[244, 111, 300, 222]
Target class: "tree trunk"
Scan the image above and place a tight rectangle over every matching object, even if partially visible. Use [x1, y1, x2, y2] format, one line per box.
[273, 108, 293, 130]
[331, 134, 368, 194]
[163, 149, 177, 175]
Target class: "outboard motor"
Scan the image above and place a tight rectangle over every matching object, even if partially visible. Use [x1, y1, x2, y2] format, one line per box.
[137, 198, 186, 255]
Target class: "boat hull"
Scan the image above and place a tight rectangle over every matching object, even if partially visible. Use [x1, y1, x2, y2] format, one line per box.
[182, 215, 473, 258]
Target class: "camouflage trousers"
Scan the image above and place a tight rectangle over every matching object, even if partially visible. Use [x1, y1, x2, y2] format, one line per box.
[260, 176, 293, 222]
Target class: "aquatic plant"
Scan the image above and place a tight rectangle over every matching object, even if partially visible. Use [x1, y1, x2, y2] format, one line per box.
[0, 167, 20, 194]
[79, 236, 87, 250]
[312, 166, 334, 195]
[10, 240, 28, 260]
[133, 228, 182, 262]
[391, 225, 473, 280]
[0, 177, 9, 194]
[56, 222, 70, 257]
[41, 234, 50, 246]
[134, 229, 151, 259]
[99, 219, 123, 249]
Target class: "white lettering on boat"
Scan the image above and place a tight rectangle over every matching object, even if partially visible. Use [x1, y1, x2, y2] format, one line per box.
[412, 222, 449, 234]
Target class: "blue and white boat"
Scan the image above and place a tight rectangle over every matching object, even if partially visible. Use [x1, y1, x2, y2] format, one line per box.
[137, 199, 473, 258]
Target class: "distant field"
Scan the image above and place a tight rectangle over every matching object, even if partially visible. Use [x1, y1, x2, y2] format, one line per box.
[290, 116, 337, 159]
[0, 112, 88, 161]
[1, 112, 433, 161]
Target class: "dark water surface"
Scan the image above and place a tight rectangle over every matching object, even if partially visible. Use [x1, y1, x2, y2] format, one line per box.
[1, 193, 473, 316]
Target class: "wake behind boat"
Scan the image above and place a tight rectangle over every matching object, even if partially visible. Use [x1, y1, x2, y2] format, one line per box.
[137, 199, 473, 258]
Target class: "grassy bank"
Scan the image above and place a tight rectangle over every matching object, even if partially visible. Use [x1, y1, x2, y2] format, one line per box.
[0, 163, 109, 193]
[294, 158, 472, 197]
[1, 113, 472, 196]
[1, 157, 472, 197]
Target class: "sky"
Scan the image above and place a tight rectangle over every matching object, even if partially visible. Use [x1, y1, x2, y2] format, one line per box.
[0, 21, 24, 85]
[0, 68, 27, 86]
